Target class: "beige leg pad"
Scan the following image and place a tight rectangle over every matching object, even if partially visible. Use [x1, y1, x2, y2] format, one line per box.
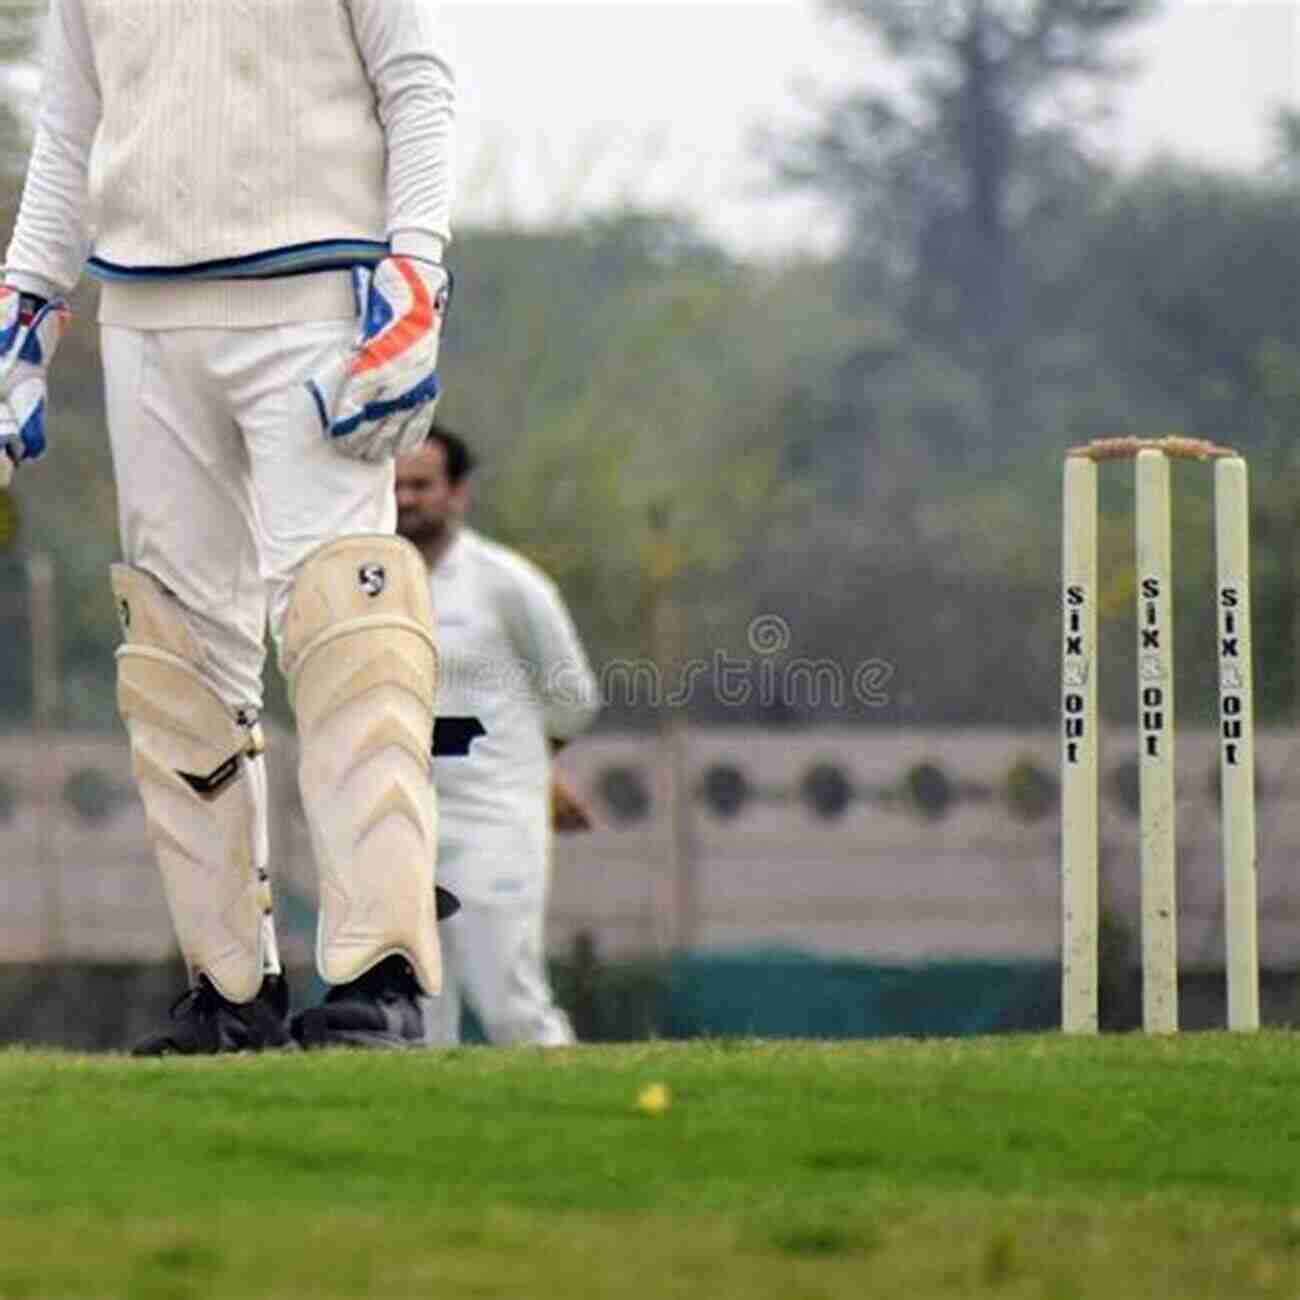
[112, 565, 268, 1004]
[281, 534, 442, 994]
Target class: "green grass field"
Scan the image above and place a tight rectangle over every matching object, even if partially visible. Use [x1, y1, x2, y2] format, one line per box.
[4, 1034, 1300, 1298]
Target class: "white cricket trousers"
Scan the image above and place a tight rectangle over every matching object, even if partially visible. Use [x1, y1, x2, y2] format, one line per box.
[100, 319, 396, 714]
[422, 900, 576, 1046]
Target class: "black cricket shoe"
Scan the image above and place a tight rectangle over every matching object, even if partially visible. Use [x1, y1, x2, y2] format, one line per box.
[291, 955, 426, 1050]
[131, 972, 295, 1057]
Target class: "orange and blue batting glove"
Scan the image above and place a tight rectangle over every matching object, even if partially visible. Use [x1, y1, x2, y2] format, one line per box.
[307, 255, 452, 463]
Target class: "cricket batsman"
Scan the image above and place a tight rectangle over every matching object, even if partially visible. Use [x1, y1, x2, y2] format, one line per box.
[1, 0, 458, 1052]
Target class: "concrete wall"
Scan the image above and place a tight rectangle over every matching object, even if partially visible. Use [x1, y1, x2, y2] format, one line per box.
[2, 725, 1299, 974]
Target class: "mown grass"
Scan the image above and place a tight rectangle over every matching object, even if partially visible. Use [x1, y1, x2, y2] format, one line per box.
[3, 1034, 1300, 1298]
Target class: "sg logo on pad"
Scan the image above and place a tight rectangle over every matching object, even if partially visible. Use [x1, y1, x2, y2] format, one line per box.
[357, 563, 386, 597]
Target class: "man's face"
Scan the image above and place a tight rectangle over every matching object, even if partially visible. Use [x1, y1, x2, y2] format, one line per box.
[395, 440, 468, 547]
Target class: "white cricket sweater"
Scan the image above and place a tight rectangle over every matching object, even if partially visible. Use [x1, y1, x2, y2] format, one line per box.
[5, 0, 455, 328]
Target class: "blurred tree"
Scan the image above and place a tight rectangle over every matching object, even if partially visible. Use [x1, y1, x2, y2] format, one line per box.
[9, 147, 1300, 732]
[437, 215, 865, 696]
[1268, 107, 1300, 184]
[1078, 162, 1300, 446]
[773, 0, 1159, 462]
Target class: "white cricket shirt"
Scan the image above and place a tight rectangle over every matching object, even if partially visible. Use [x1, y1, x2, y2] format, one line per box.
[430, 528, 600, 905]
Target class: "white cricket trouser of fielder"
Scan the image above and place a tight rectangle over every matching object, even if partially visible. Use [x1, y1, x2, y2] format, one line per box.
[100, 319, 397, 711]
[423, 901, 575, 1046]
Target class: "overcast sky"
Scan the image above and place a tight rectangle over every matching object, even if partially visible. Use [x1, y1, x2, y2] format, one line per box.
[440, 1, 1300, 258]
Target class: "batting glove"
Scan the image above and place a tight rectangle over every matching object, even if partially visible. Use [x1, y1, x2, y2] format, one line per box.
[0, 287, 70, 475]
[306, 256, 451, 463]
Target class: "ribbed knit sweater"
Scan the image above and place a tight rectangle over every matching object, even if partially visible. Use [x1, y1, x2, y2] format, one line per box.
[5, 0, 455, 327]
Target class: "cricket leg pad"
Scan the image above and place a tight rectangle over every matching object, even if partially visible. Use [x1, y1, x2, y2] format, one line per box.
[112, 564, 269, 1005]
[281, 534, 442, 994]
